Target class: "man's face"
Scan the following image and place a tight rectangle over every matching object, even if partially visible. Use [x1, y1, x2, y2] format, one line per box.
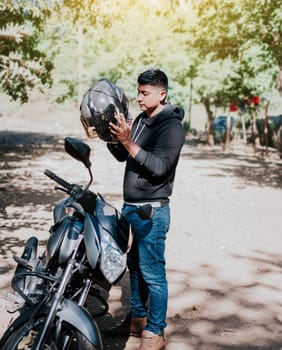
[137, 84, 166, 115]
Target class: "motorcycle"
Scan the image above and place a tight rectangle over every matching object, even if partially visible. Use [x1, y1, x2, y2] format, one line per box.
[0, 137, 152, 350]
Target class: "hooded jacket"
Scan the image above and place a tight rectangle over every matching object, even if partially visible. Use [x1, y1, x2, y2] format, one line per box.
[107, 104, 185, 202]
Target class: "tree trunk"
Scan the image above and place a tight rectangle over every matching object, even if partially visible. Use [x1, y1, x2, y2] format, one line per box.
[240, 112, 247, 143]
[251, 111, 259, 152]
[187, 77, 193, 131]
[263, 100, 270, 155]
[277, 124, 282, 159]
[203, 98, 214, 146]
[224, 111, 231, 151]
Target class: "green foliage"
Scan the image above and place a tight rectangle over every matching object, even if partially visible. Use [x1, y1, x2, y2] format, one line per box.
[1, 0, 281, 113]
[188, 0, 281, 117]
[47, 0, 197, 107]
[0, 0, 53, 103]
[191, 0, 282, 65]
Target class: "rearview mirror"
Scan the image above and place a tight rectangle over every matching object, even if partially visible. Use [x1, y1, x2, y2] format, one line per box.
[64, 137, 91, 168]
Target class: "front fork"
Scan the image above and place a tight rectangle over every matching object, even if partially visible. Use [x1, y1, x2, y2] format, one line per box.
[56, 279, 93, 350]
[31, 237, 86, 350]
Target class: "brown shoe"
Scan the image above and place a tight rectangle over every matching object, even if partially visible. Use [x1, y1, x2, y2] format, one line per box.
[103, 314, 146, 338]
[137, 330, 165, 350]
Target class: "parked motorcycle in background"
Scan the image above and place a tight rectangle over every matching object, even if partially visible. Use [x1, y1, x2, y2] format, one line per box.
[0, 137, 152, 350]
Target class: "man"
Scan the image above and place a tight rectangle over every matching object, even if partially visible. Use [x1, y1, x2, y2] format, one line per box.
[106, 68, 185, 350]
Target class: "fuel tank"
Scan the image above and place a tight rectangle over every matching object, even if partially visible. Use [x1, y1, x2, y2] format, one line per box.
[46, 216, 83, 266]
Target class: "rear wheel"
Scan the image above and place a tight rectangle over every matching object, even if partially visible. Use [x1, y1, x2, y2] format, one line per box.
[1, 317, 99, 350]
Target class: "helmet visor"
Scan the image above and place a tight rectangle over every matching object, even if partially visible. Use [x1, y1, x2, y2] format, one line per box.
[80, 103, 117, 141]
[80, 114, 98, 139]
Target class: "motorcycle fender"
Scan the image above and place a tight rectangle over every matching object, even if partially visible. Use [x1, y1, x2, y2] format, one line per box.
[83, 213, 101, 269]
[58, 299, 103, 348]
[0, 301, 103, 349]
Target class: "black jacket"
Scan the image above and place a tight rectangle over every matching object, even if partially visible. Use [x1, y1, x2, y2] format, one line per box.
[107, 104, 185, 202]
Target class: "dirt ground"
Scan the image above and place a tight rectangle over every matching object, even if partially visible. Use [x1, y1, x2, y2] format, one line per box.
[0, 96, 282, 349]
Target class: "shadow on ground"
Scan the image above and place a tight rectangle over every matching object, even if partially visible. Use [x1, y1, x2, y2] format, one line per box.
[1, 131, 282, 349]
[182, 140, 282, 189]
[165, 249, 282, 349]
[0, 130, 62, 154]
[94, 250, 282, 350]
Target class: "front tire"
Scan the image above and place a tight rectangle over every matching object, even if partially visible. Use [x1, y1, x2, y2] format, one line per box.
[1, 316, 99, 350]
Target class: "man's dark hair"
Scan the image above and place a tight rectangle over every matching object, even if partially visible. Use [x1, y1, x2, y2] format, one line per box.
[138, 68, 168, 92]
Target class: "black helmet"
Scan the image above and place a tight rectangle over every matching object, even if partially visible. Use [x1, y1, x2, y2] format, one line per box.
[80, 78, 129, 142]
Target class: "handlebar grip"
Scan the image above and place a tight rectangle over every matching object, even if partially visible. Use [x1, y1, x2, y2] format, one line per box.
[44, 169, 73, 191]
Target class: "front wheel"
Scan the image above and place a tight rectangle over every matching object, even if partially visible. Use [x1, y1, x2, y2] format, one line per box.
[1, 316, 99, 350]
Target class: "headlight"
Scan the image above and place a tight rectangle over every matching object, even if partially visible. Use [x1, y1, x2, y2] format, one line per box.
[99, 230, 127, 284]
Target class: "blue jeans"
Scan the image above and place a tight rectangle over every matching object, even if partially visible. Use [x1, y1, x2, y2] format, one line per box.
[121, 204, 170, 335]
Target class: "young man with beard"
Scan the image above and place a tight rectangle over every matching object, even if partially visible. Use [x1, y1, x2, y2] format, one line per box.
[106, 68, 185, 350]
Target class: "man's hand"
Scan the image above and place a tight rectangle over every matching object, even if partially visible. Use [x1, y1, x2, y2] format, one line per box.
[109, 113, 141, 158]
[109, 113, 131, 144]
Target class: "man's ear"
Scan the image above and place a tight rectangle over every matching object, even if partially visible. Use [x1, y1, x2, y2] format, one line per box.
[159, 89, 167, 103]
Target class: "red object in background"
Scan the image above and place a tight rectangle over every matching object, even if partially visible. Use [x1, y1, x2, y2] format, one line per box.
[251, 96, 260, 105]
[230, 104, 238, 112]
[248, 96, 260, 105]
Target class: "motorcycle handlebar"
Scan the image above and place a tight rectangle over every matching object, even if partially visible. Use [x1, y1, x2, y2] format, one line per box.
[44, 169, 73, 192]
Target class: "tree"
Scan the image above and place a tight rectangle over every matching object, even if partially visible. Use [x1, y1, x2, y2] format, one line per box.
[188, 0, 281, 145]
[191, 56, 237, 146]
[190, 0, 281, 81]
[0, 0, 53, 103]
